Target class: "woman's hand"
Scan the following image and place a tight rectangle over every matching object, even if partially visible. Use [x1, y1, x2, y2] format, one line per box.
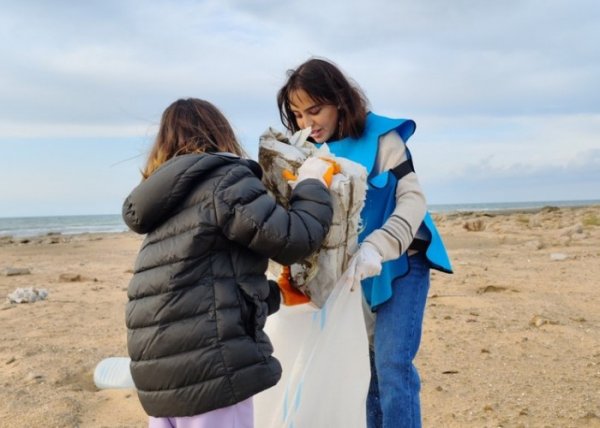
[341, 243, 383, 290]
[285, 157, 341, 188]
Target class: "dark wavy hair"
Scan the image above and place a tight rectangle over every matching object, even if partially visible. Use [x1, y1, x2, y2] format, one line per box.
[277, 57, 369, 140]
[142, 98, 245, 178]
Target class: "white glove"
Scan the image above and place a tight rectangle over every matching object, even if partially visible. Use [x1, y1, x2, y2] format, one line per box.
[342, 242, 383, 290]
[291, 157, 337, 188]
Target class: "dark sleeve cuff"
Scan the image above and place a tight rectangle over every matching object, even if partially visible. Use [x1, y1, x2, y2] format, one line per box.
[266, 280, 281, 315]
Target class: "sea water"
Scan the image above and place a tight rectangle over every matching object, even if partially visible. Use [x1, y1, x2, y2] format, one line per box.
[1, 199, 599, 238]
[0, 214, 128, 238]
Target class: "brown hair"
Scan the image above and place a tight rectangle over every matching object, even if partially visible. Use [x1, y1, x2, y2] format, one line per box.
[142, 98, 245, 178]
[277, 57, 369, 140]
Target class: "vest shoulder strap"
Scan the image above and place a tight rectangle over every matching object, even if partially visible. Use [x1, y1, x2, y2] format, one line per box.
[390, 158, 415, 180]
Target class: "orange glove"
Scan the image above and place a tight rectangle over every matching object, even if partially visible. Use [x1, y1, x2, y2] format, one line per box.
[282, 169, 298, 182]
[277, 266, 310, 305]
[320, 158, 341, 187]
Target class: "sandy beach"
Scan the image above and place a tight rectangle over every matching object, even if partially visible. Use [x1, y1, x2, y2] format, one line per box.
[1, 205, 599, 427]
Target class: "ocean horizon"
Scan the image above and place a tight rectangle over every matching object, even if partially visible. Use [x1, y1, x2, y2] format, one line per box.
[1, 199, 599, 238]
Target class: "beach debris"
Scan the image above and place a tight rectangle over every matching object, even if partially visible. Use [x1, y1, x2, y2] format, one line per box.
[529, 314, 559, 328]
[25, 372, 44, 384]
[59, 273, 83, 282]
[477, 285, 508, 294]
[44, 235, 62, 244]
[2, 267, 31, 276]
[559, 223, 583, 237]
[524, 240, 544, 250]
[0, 236, 15, 245]
[462, 218, 485, 232]
[550, 252, 568, 261]
[259, 128, 367, 308]
[7, 287, 48, 304]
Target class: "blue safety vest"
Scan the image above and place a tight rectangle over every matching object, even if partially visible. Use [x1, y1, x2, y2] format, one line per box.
[317, 112, 452, 310]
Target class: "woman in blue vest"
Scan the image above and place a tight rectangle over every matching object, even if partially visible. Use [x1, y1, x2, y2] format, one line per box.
[277, 57, 453, 428]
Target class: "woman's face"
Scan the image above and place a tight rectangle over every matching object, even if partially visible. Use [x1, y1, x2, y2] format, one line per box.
[289, 89, 339, 143]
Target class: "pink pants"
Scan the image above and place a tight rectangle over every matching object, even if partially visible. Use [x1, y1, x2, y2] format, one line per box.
[148, 397, 253, 428]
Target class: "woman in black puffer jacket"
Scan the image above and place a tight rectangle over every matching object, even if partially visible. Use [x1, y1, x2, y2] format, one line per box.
[122, 98, 334, 427]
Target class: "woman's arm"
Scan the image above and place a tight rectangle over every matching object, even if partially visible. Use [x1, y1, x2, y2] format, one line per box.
[363, 130, 427, 262]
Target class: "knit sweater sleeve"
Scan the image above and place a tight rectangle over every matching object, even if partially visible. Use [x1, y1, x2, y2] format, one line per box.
[362, 130, 427, 262]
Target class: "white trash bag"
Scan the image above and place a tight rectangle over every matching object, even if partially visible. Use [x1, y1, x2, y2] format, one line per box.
[254, 271, 369, 428]
[256, 127, 370, 427]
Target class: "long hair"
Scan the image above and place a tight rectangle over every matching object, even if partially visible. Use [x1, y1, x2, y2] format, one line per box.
[277, 57, 369, 140]
[142, 98, 245, 178]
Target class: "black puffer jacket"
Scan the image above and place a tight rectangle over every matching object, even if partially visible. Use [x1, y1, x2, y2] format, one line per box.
[122, 152, 332, 417]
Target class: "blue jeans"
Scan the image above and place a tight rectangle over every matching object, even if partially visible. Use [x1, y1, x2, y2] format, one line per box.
[366, 253, 430, 428]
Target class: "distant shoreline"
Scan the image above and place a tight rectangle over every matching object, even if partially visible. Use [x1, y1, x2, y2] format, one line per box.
[0, 230, 136, 245]
[1, 199, 599, 221]
[433, 203, 600, 219]
[1, 202, 599, 240]
[428, 199, 600, 215]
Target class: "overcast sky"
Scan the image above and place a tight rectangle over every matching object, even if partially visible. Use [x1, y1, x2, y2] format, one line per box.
[1, 0, 599, 217]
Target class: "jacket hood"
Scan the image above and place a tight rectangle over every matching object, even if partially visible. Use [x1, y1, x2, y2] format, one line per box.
[122, 152, 262, 234]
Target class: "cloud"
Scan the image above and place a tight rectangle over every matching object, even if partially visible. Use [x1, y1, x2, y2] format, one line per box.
[407, 112, 600, 203]
[2, 0, 599, 132]
[0, 1, 289, 128]
[1, 1, 599, 214]
[409, 112, 600, 173]
[423, 147, 600, 203]
[0, 137, 145, 217]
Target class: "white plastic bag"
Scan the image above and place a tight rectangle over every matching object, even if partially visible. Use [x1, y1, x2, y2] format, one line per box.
[254, 272, 369, 428]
